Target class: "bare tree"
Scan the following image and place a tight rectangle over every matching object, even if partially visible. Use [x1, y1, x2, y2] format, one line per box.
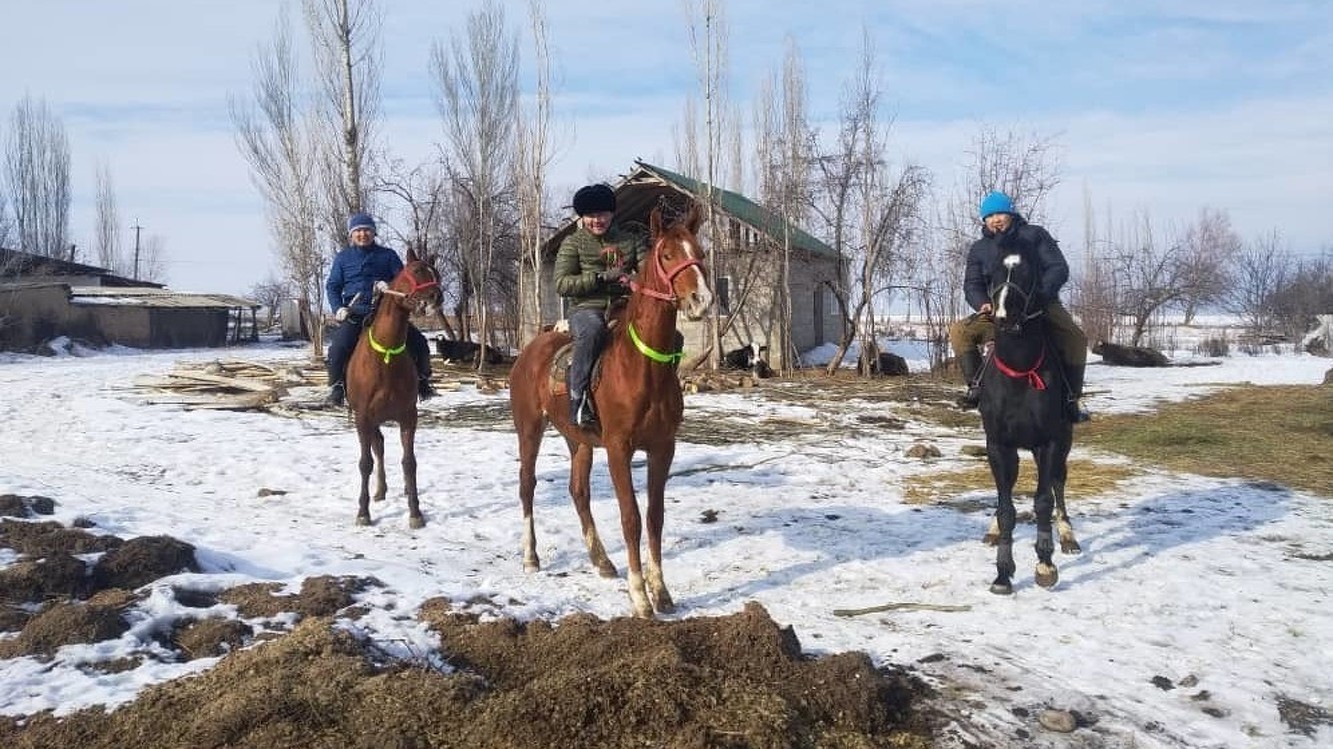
[1175, 207, 1241, 323]
[430, 0, 519, 368]
[514, 0, 557, 346]
[232, 8, 326, 357]
[93, 162, 124, 274]
[4, 94, 71, 258]
[303, 0, 382, 236]
[249, 273, 292, 328]
[1269, 249, 1332, 342]
[1224, 229, 1292, 335]
[136, 233, 168, 284]
[1109, 212, 1194, 347]
[811, 31, 929, 375]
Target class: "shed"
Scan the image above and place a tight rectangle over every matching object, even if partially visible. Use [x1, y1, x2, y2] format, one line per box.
[1, 248, 259, 350]
[523, 161, 843, 368]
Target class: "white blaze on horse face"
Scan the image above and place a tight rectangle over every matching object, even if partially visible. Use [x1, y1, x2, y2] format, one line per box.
[994, 254, 1022, 321]
[680, 237, 714, 319]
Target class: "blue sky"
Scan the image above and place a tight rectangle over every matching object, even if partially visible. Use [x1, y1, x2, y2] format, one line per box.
[4, 0, 1330, 294]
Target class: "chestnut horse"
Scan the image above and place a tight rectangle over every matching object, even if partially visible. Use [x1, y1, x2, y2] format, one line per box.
[509, 203, 712, 618]
[977, 251, 1081, 594]
[344, 249, 441, 529]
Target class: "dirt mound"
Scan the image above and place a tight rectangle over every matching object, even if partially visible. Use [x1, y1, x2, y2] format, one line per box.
[0, 494, 939, 748]
[4, 608, 935, 749]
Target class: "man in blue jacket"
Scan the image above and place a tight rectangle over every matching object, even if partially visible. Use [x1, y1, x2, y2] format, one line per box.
[323, 212, 434, 407]
[949, 191, 1089, 422]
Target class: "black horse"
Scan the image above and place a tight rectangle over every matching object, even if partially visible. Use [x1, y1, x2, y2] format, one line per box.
[977, 251, 1082, 594]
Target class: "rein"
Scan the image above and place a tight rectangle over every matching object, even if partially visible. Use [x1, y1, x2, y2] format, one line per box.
[379, 275, 439, 299]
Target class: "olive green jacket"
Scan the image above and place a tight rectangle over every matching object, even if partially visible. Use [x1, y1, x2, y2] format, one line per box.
[553, 222, 648, 311]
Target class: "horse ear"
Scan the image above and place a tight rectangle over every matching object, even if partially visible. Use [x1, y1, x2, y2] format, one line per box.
[685, 201, 703, 233]
[406, 246, 420, 263]
[649, 206, 664, 237]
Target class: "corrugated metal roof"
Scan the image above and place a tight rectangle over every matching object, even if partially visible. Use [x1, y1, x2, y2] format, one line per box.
[633, 162, 837, 259]
[69, 286, 259, 309]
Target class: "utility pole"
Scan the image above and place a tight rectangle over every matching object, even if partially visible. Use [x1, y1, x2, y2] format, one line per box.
[131, 221, 143, 279]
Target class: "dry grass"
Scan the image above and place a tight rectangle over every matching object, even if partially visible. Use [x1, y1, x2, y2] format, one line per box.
[1077, 384, 1332, 495]
[903, 458, 1138, 506]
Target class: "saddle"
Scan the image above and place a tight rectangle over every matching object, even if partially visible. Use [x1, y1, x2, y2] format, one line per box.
[546, 315, 623, 397]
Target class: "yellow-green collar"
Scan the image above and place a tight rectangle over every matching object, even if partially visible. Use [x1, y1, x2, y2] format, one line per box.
[368, 329, 407, 364]
[628, 323, 683, 365]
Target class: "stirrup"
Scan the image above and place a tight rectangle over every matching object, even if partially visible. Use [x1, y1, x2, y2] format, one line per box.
[956, 386, 980, 410]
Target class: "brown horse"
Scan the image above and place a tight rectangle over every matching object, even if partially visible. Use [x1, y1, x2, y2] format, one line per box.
[509, 203, 712, 618]
[345, 249, 441, 529]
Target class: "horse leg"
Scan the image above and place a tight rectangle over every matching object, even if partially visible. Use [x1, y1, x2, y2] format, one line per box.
[355, 422, 374, 526]
[1032, 445, 1059, 588]
[986, 442, 1020, 594]
[1052, 439, 1081, 554]
[400, 417, 424, 529]
[516, 411, 545, 573]
[605, 441, 652, 618]
[643, 444, 676, 615]
[371, 425, 387, 504]
[567, 437, 616, 578]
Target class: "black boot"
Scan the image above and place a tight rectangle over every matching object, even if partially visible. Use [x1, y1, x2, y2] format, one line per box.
[1065, 364, 1090, 423]
[418, 376, 437, 401]
[324, 381, 345, 407]
[955, 349, 983, 409]
[570, 391, 597, 428]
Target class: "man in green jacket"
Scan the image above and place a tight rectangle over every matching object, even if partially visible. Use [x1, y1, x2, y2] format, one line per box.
[554, 183, 646, 428]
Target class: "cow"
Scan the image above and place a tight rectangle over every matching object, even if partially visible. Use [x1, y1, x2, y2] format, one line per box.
[722, 343, 773, 378]
[1092, 340, 1169, 367]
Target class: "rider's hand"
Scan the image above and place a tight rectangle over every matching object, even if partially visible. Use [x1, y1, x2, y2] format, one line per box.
[978, 303, 993, 316]
[597, 268, 623, 284]
[334, 306, 351, 322]
[373, 280, 390, 294]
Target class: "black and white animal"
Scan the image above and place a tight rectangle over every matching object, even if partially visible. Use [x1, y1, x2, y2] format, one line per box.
[433, 335, 506, 365]
[977, 251, 1082, 595]
[722, 342, 773, 378]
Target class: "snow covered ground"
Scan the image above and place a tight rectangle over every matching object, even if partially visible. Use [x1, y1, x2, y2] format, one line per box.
[1, 339, 1329, 747]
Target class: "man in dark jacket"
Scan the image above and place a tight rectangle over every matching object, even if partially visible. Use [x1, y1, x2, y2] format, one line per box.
[323, 212, 434, 407]
[949, 191, 1089, 422]
[553, 183, 646, 428]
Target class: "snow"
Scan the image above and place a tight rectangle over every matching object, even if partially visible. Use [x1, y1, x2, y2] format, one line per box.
[1, 338, 1330, 747]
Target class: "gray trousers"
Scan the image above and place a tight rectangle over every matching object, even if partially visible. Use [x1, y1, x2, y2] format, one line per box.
[567, 307, 608, 398]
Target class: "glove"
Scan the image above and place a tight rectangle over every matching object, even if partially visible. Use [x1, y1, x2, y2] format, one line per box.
[597, 268, 623, 284]
[334, 306, 351, 322]
[373, 280, 390, 294]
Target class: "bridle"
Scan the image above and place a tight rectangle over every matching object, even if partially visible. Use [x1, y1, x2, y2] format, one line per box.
[988, 254, 1043, 333]
[629, 236, 702, 305]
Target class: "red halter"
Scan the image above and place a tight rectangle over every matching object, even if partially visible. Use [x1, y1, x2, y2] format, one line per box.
[630, 238, 702, 303]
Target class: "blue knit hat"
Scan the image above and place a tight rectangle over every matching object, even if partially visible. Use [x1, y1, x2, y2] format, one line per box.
[347, 212, 377, 234]
[979, 191, 1015, 220]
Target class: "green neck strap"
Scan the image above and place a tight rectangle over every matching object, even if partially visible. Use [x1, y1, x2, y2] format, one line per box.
[628, 323, 683, 365]
[367, 329, 407, 364]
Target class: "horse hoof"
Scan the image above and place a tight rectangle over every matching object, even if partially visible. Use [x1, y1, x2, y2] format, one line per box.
[990, 582, 1014, 595]
[982, 533, 999, 546]
[355, 516, 371, 526]
[1035, 566, 1059, 588]
[523, 561, 541, 574]
[1061, 541, 1083, 554]
[596, 563, 618, 579]
[409, 517, 425, 530]
[654, 597, 676, 615]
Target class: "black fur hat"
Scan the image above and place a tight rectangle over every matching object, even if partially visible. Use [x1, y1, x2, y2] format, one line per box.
[572, 184, 616, 216]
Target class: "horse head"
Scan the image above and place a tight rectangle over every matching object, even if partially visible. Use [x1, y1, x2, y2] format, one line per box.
[988, 251, 1042, 333]
[382, 247, 443, 317]
[641, 202, 713, 320]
